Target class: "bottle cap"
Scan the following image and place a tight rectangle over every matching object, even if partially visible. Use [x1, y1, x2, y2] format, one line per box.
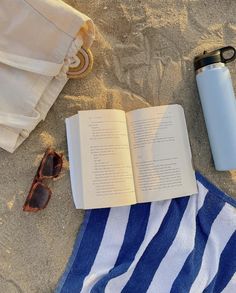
[194, 46, 236, 71]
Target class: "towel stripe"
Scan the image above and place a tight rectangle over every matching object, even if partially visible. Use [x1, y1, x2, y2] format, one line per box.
[90, 203, 151, 292]
[57, 172, 236, 293]
[60, 208, 110, 293]
[105, 199, 172, 292]
[221, 273, 236, 293]
[81, 206, 131, 292]
[147, 183, 208, 293]
[203, 231, 236, 293]
[189, 204, 236, 293]
[121, 196, 190, 293]
[170, 191, 225, 293]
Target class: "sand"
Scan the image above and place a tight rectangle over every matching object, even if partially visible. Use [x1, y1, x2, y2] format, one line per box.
[0, 0, 236, 292]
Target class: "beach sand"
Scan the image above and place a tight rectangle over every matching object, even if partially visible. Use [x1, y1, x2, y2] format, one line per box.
[0, 0, 236, 292]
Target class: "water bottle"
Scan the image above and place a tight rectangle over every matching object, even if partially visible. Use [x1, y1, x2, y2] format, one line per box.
[194, 46, 236, 171]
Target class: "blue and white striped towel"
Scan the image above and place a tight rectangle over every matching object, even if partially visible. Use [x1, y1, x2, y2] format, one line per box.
[56, 172, 236, 293]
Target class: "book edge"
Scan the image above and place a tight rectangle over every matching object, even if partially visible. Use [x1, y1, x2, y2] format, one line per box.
[66, 114, 84, 209]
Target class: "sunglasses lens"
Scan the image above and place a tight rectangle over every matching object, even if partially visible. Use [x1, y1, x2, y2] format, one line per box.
[41, 153, 62, 177]
[28, 183, 50, 209]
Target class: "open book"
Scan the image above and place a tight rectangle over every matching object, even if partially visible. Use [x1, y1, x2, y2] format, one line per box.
[66, 105, 197, 209]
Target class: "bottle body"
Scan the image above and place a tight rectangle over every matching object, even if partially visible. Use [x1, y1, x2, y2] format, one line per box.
[196, 63, 236, 170]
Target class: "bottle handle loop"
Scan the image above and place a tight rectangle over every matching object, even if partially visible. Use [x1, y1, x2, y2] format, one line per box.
[220, 46, 236, 64]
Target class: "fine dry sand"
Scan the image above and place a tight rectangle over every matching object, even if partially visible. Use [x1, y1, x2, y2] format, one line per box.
[0, 0, 236, 292]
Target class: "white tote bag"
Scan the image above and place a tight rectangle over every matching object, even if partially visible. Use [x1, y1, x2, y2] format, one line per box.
[0, 0, 94, 153]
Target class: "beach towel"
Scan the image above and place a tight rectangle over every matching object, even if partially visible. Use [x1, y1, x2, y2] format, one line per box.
[0, 0, 94, 153]
[56, 172, 236, 293]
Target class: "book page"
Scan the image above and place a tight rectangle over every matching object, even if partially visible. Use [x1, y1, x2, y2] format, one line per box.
[66, 114, 84, 209]
[126, 105, 197, 203]
[78, 109, 136, 209]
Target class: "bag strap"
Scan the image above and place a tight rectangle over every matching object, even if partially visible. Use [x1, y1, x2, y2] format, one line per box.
[0, 50, 63, 76]
[0, 111, 40, 131]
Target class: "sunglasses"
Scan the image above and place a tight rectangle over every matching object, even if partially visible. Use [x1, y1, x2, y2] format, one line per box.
[23, 149, 63, 212]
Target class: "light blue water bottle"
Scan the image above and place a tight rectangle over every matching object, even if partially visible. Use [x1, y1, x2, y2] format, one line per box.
[194, 46, 236, 171]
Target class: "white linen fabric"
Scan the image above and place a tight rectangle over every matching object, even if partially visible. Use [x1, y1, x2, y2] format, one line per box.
[0, 0, 94, 152]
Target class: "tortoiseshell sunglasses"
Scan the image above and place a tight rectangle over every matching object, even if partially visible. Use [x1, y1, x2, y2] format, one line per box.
[23, 149, 63, 212]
